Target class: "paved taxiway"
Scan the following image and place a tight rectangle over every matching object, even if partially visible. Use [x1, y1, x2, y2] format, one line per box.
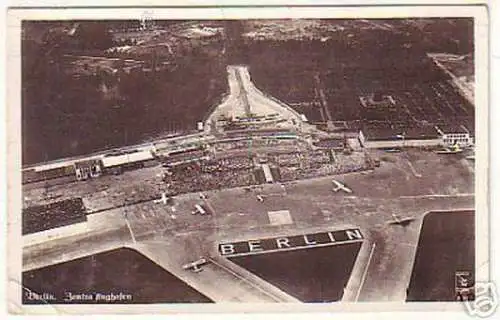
[23, 149, 474, 302]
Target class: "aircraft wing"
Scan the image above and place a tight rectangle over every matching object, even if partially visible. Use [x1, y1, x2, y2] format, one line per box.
[343, 187, 353, 193]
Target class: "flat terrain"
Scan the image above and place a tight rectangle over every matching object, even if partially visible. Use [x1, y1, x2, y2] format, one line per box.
[22, 148, 474, 302]
[21, 19, 473, 164]
[229, 242, 362, 302]
[22, 21, 226, 165]
[406, 210, 475, 301]
[23, 247, 213, 304]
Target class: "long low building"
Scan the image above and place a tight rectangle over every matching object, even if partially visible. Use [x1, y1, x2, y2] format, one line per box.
[22, 150, 156, 184]
[262, 164, 274, 183]
[358, 122, 473, 149]
[101, 150, 154, 168]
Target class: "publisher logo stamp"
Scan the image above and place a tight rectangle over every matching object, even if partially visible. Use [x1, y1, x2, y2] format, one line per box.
[461, 280, 498, 318]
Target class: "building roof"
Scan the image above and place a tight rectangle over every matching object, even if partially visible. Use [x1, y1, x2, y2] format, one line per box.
[436, 124, 470, 134]
[102, 151, 153, 168]
[314, 139, 345, 149]
[362, 123, 439, 141]
[74, 159, 102, 168]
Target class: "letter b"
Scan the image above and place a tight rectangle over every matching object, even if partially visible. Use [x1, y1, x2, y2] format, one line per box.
[220, 244, 235, 255]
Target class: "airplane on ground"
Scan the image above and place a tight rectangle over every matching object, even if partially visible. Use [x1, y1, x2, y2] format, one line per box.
[182, 257, 208, 272]
[435, 143, 464, 154]
[388, 213, 416, 227]
[153, 192, 168, 205]
[383, 148, 402, 153]
[192, 204, 208, 215]
[332, 179, 353, 193]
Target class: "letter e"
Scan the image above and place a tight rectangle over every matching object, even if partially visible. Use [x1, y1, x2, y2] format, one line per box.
[248, 240, 263, 252]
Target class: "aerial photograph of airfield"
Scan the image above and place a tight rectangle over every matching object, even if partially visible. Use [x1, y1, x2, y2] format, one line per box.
[19, 18, 475, 304]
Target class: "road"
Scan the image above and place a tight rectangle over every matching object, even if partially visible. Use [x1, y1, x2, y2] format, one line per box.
[205, 65, 304, 132]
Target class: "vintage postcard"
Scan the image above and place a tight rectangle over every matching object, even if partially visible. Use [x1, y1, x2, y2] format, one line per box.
[5, 2, 493, 316]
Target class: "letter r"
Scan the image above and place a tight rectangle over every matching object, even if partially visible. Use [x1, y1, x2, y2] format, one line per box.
[276, 237, 291, 248]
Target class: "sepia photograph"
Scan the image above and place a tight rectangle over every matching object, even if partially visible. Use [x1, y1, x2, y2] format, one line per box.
[5, 3, 491, 315]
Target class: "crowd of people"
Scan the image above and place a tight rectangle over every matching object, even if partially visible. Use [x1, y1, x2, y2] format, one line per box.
[333, 151, 370, 174]
[273, 152, 303, 167]
[213, 156, 254, 171]
[277, 150, 370, 182]
[23, 197, 86, 235]
[212, 136, 302, 153]
[213, 139, 252, 152]
[162, 147, 371, 195]
[164, 157, 256, 195]
[22, 165, 76, 184]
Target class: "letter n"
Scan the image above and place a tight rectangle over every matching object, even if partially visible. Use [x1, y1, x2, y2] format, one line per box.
[346, 229, 363, 240]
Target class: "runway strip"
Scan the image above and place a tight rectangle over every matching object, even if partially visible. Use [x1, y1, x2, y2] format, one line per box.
[398, 193, 473, 199]
[355, 243, 376, 302]
[208, 258, 283, 302]
[406, 160, 422, 178]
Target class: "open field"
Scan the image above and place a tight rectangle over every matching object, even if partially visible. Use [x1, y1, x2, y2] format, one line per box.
[22, 21, 226, 165]
[406, 210, 474, 301]
[247, 40, 474, 131]
[21, 19, 474, 164]
[23, 247, 213, 304]
[228, 242, 362, 302]
[243, 19, 474, 135]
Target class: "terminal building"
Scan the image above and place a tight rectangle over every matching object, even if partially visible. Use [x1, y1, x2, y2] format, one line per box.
[261, 164, 274, 183]
[435, 125, 473, 148]
[74, 159, 102, 181]
[358, 122, 474, 149]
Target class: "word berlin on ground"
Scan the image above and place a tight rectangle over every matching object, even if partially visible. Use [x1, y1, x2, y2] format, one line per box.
[219, 228, 364, 256]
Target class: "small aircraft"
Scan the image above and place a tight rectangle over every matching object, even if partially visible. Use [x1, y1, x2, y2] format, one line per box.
[153, 192, 168, 205]
[383, 148, 402, 153]
[332, 179, 353, 193]
[45, 194, 63, 201]
[435, 143, 463, 154]
[388, 213, 416, 227]
[192, 204, 208, 215]
[182, 257, 208, 272]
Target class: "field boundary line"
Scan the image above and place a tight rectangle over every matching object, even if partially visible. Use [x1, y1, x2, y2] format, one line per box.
[355, 243, 376, 302]
[208, 257, 282, 302]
